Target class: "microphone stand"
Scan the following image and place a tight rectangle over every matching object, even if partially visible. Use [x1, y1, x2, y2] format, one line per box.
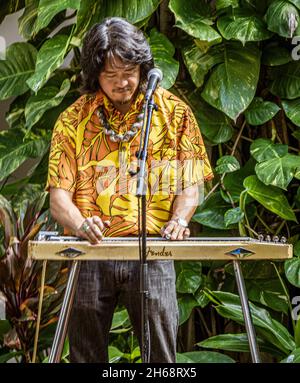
[136, 95, 157, 363]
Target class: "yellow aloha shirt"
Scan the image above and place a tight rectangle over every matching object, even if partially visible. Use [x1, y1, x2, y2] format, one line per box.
[47, 87, 214, 236]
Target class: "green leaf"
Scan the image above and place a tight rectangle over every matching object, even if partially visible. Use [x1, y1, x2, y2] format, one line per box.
[110, 309, 129, 330]
[250, 138, 288, 162]
[215, 155, 240, 174]
[224, 207, 244, 226]
[26, 35, 70, 92]
[32, 0, 80, 35]
[281, 348, 300, 363]
[216, 0, 239, 11]
[217, 9, 272, 45]
[177, 295, 199, 325]
[285, 258, 300, 287]
[0, 129, 49, 182]
[25, 78, 71, 130]
[282, 98, 300, 127]
[250, 140, 300, 189]
[246, 278, 288, 314]
[198, 333, 284, 356]
[264, 0, 299, 38]
[18, 0, 39, 40]
[255, 153, 300, 190]
[176, 262, 202, 294]
[188, 95, 233, 144]
[193, 192, 233, 230]
[149, 29, 179, 89]
[262, 42, 292, 66]
[269, 62, 300, 99]
[73, 1, 102, 42]
[201, 42, 261, 120]
[183, 44, 223, 88]
[243, 175, 297, 221]
[245, 97, 280, 125]
[176, 351, 235, 363]
[169, 0, 222, 44]
[208, 290, 295, 353]
[290, 0, 300, 10]
[294, 240, 300, 257]
[108, 346, 124, 363]
[223, 158, 256, 203]
[0, 42, 37, 100]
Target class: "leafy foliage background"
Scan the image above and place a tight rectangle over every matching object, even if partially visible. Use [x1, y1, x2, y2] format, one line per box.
[0, 0, 300, 363]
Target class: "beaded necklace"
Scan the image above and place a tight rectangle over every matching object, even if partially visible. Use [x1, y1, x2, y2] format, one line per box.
[97, 102, 146, 143]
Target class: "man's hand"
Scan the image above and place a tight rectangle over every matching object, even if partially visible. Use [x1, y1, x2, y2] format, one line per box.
[50, 188, 111, 245]
[76, 216, 111, 244]
[160, 219, 190, 241]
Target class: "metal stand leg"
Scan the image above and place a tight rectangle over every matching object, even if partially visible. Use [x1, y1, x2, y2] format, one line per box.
[233, 260, 261, 363]
[49, 260, 81, 363]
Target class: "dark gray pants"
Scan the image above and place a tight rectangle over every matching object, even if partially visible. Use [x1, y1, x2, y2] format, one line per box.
[68, 260, 178, 363]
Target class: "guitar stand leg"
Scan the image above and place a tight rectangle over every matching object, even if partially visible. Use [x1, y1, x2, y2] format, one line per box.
[49, 260, 81, 363]
[233, 260, 261, 363]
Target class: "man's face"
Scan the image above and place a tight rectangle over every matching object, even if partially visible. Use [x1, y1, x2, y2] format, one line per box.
[98, 56, 140, 109]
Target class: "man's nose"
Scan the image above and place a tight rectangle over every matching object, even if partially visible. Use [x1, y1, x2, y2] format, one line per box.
[115, 76, 129, 88]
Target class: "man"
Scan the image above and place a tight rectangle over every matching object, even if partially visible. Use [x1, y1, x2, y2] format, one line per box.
[47, 17, 213, 363]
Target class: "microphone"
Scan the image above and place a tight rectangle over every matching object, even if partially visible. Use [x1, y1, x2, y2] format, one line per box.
[145, 68, 163, 101]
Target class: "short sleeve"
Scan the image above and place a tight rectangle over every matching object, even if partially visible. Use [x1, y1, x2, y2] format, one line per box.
[176, 105, 214, 189]
[45, 105, 78, 193]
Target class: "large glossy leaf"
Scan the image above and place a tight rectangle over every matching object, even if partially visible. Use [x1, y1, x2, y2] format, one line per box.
[0, 0, 25, 23]
[183, 44, 223, 88]
[0, 129, 49, 182]
[246, 278, 288, 314]
[264, 0, 299, 38]
[250, 138, 288, 163]
[169, 0, 222, 44]
[255, 153, 300, 190]
[198, 333, 284, 356]
[176, 351, 235, 363]
[25, 78, 71, 130]
[26, 35, 70, 92]
[285, 258, 300, 287]
[201, 42, 261, 120]
[176, 262, 202, 294]
[193, 192, 233, 230]
[282, 98, 300, 127]
[73, 1, 102, 41]
[75, 0, 160, 32]
[32, 0, 80, 35]
[187, 95, 233, 144]
[217, 8, 272, 45]
[206, 290, 295, 353]
[224, 207, 244, 226]
[177, 295, 199, 325]
[269, 62, 300, 99]
[243, 175, 297, 221]
[18, 0, 38, 40]
[216, 0, 239, 10]
[215, 155, 240, 174]
[0, 42, 37, 100]
[148, 29, 179, 89]
[245, 97, 280, 125]
[251, 140, 300, 189]
[262, 42, 292, 66]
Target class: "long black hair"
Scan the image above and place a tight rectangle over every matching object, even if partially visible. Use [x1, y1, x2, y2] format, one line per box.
[80, 17, 154, 94]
